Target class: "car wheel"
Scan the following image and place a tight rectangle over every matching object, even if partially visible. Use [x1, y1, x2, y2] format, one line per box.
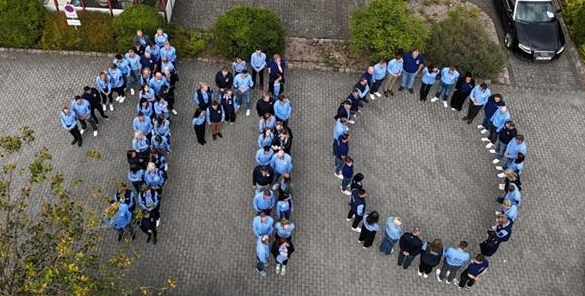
[504, 32, 514, 49]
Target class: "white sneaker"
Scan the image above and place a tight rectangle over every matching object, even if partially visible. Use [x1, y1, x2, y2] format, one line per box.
[374, 92, 381, 97]
[481, 137, 490, 142]
[451, 108, 456, 111]
[495, 211, 502, 215]
[499, 184, 505, 190]
[280, 265, 286, 275]
[492, 158, 500, 164]
[164, 163, 168, 171]
[480, 129, 488, 134]
[348, 120, 355, 125]
[115, 96, 121, 102]
[430, 97, 439, 102]
[495, 166, 503, 171]
[334, 172, 343, 179]
[351, 227, 361, 233]
[477, 125, 485, 129]
[446, 280, 451, 285]
[245, 109, 250, 116]
[497, 172, 506, 178]
[80, 129, 85, 135]
[453, 279, 459, 286]
[102, 104, 106, 111]
[486, 142, 494, 149]
[109, 104, 114, 111]
[119, 96, 126, 103]
[423, 273, 428, 278]
[341, 190, 351, 196]
[442, 101, 448, 108]
[369, 94, 375, 100]
[417, 271, 423, 276]
[171, 109, 178, 115]
[275, 264, 281, 274]
[130, 88, 135, 96]
[93, 130, 98, 137]
[156, 219, 160, 227]
[346, 214, 355, 221]
[436, 269, 442, 282]
[489, 149, 497, 154]
[491, 225, 497, 230]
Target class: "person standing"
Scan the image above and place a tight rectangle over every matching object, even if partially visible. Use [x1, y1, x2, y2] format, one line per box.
[60, 107, 82, 147]
[492, 214, 513, 243]
[252, 211, 274, 238]
[358, 211, 380, 249]
[270, 149, 293, 180]
[457, 254, 489, 290]
[215, 67, 234, 94]
[251, 49, 267, 89]
[255, 235, 270, 277]
[340, 156, 354, 195]
[220, 89, 237, 125]
[450, 72, 475, 111]
[419, 65, 439, 102]
[132, 112, 153, 141]
[485, 105, 511, 145]
[159, 41, 177, 64]
[70, 95, 98, 137]
[431, 66, 459, 107]
[133, 29, 150, 49]
[271, 237, 295, 276]
[398, 49, 424, 94]
[206, 101, 225, 141]
[127, 164, 144, 193]
[256, 93, 275, 118]
[462, 83, 491, 124]
[489, 120, 517, 159]
[381, 54, 403, 97]
[498, 134, 527, 169]
[397, 227, 423, 269]
[479, 231, 500, 258]
[334, 134, 350, 179]
[273, 95, 292, 124]
[95, 71, 112, 112]
[379, 216, 402, 255]
[354, 77, 371, 104]
[347, 188, 367, 232]
[139, 210, 158, 244]
[252, 189, 276, 214]
[125, 49, 142, 97]
[436, 241, 470, 284]
[191, 108, 206, 145]
[252, 164, 274, 192]
[193, 82, 215, 112]
[267, 54, 286, 96]
[111, 203, 135, 242]
[107, 64, 125, 108]
[274, 217, 295, 240]
[233, 70, 254, 116]
[418, 239, 443, 278]
[82, 86, 109, 124]
[479, 94, 505, 132]
[371, 59, 387, 98]
[232, 57, 247, 75]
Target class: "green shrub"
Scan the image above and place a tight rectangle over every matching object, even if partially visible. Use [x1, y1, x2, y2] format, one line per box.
[39, 11, 115, 53]
[168, 23, 207, 58]
[426, 10, 505, 79]
[214, 6, 285, 59]
[0, 0, 47, 48]
[348, 0, 430, 61]
[564, 1, 585, 58]
[112, 5, 166, 53]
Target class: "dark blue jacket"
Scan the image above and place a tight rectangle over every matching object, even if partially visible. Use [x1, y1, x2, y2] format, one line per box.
[484, 95, 505, 119]
[335, 138, 349, 160]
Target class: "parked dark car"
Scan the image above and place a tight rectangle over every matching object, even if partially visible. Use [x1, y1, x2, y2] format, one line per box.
[494, 0, 565, 61]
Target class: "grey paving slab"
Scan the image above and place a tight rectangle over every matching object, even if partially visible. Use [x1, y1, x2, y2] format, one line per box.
[0, 50, 584, 296]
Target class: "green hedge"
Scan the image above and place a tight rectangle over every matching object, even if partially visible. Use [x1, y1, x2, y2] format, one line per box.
[214, 6, 285, 59]
[168, 23, 207, 58]
[111, 5, 166, 53]
[348, 0, 429, 61]
[0, 0, 47, 48]
[564, 0, 585, 58]
[39, 11, 115, 53]
[426, 11, 505, 79]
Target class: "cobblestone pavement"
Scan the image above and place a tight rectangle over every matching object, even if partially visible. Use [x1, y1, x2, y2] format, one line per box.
[0, 50, 584, 296]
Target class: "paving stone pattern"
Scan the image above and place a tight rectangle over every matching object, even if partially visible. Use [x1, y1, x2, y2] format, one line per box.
[0, 50, 584, 295]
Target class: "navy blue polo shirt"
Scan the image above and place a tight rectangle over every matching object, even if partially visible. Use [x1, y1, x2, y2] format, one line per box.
[467, 260, 489, 276]
[403, 51, 424, 73]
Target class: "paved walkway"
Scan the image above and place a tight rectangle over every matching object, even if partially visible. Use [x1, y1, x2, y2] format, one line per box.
[0, 49, 584, 295]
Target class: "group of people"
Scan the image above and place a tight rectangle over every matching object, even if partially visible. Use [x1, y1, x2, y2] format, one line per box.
[332, 48, 528, 290]
[59, 27, 180, 244]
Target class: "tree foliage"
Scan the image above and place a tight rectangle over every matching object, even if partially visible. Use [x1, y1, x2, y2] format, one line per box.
[214, 6, 286, 59]
[425, 10, 506, 79]
[348, 0, 430, 61]
[0, 0, 47, 48]
[0, 128, 174, 296]
[111, 5, 166, 53]
[564, 0, 585, 58]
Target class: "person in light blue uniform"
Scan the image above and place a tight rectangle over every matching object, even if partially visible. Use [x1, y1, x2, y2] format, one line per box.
[145, 41, 160, 63]
[419, 65, 439, 102]
[133, 112, 153, 139]
[232, 57, 247, 75]
[255, 235, 270, 277]
[153, 116, 171, 139]
[148, 72, 169, 96]
[463, 83, 491, 124]
[270, 150, 292, 180]
[233, 70, 254, 115]
[275, 192, 293, 220]
[431, 66, 459, 106]
[379, 216, 403, 255]
[154, 28, 169, 47]
[111, 203, 135, 242]
[258, 128, 274, 148]
[151, 135, 171, 157]
[191, 108, 206, 145]
[137, 187, 160, 222]
[125, 49, 142, 94]
[252, 212, 274, 238]
[60, 106, 82, 146]
[114, 54, 131, 95]
[70, 95, 98, 135]
[108, 64, 125, 105]
[253, 189, 276, 214]
[154, 97, 170, 120]
[332, 116, 349, 155]
[251, 49, 267, 89]
[259, 113, 276, 134]
[437, 241, 470, 284]
[159, 41, 177, 63]
[358, 211, 380, 248]
[96, 71, 113, 111]
[273, 95, 292, 124]
[502, 134, 527, 170]
[255, 146, 274, 166]
[274, 217, 295, 240]
[132, 131, 150, 153]
[127, 164, 144, 193]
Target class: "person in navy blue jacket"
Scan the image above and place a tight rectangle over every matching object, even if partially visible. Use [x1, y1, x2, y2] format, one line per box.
[267, 54, 286, 95]
[347, 188, 367, 231]
[191, 108, 206, 145]
[340, 156, 354, 195]
[206, 101, 225, 140]
[334, 134, 350, 179]
[82, 86, 109, 124]
[397, 227, 423, 269]
[335, 100, 354, 124]
[359, 211, 380, 248]
[220, 89, 237, 124]
[480, 94, 505, 131]
[60, 107, 82, 146]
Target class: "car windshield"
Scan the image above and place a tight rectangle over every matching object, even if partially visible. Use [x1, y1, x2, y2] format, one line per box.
[515, 1, 556, 23]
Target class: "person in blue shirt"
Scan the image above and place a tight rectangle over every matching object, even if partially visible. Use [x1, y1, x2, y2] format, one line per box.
[275, 192, 293, 220]
[132, 131, 150, 153]
[334, 134, 350, 179]
[371, 59, 387, 97]
[137, 187, 160, 222]
[191, 108, 207, 145]
[251, 49, 267, 89]
[108, 64, 125, 107]
[133, 29, 150, 48]
[137, 98, 154, 121]
[497, 183, 521, 206]
[480, 94, 505, 132]
[127, 164, 144, 193]
[255, 235, 270, 277]
[193, 82, 215, 111]
[340, 156, 354, 195]
[151, 135, 171, 157]
[398, 49, 424, 94]
[419, 65, 439, 102]
[436, 241, 471, 284]
[379, 216, 402, 255]
[273, 95, 292, 124]
[149, 72, 169, 96]
[111, 203, 135, 242]
[267, 54, 286, 95]
[114, 54, 131, 95]
[501, 134, 527, 169]
[232, 57, 247, 75]
[252, 211, 274, 238]
[253, 189, 276, 214]
[154, 97, 170, 120]
[144, 162, 166, 195]
[496, 199, 518, 222]
[258, 128, 274, 148]
[381, 54, 403, 97]
[358, 211, 380, 249]
[458, 254, 489, 290]
[233, 70, 254, 116]
[60, 106, 82, 146]
[112, 183, 136, 213]
[274, 217, 295, 240]
[270, 149, 293, 179]
[145, 41, 160, 64]
[71, 95, 98, 137]
[259, 113, 276, 134]
[133, 112, 153, 139]
[332, 116, 349, 154]
[463, 83, 491, 124]
[486, 106, 511, 143]
[95, 71, 112, 112]
[431, 66, 459, 107]
[497, 152, 525, 178]
[124, 49, 142, 97]
[256, 146, 274, 166]
[154, 28, 169, 47]
[347, 188, 367, 231]
[153, 116, 171, 139]
[159, 41, 177, 63]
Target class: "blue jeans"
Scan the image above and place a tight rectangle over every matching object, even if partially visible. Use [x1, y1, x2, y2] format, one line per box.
[236, 90, 252, 110]
[434, 82, 453, 101]
[128, 69, 141, 89]
[494, 139, 506, 159]
[400, 71, 416, 89]
[503, 157, 514, 170]
[341, 176, 351, 191]
[334, 157, 344, 174]
[379, 236, 398, 255]
[397, 251, 415, 269]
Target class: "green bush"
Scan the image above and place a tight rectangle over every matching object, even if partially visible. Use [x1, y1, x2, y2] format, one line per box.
[0, 0, 47, 48]
[168, 23, 207, 58]
[564, 1, 585, 58]
[112, 5, 166, 53]
[348, 0, 430, 61]
[214, 6, 285, 59]
[426, 10, 505, 79]
[39, 11, 115, 53]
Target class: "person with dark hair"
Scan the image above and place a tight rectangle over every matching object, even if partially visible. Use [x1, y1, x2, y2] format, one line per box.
[127, 150, 147, 169]
[334, 134, 350, 179]
[71, 95, 98, 137]
[191, 108, 206, 145]
[458, 254, 489, 290]
[450, 72, 475, 111]
[274, 95, 292, 124]
[137, 187, 160, 223]
[137, 98, 154, 120]
[347, 188, 367, 232]
[381, 53, 403, 97]
[252, 211, 274, 238]
[215, 66, 233, 94]
[206, 101, 225, 140]
[462, 83, 491, 124]
[419, 65, 439, 102]
[347, 89, 362, 116]
[340, 156, 354, 195]
[436, 241, 470, 284]
[220, 89, 237, 124]
[153, 115, 171, 140]
[484, 106, 511, 147]
[358, 211, 380, 248]
[233, 69, 254, 116]
[398, 49, 424, 94]
[479, 231, 500, 258]
[112, 182, 135, 213]
[139, 210, 158, 244]
[259, 113, 276, 134]
[255, 235, 270, 277]
[270, 149, 292, 180]
[252, 189, 276, 214]
[479, 94, 505, 133]
[361, 66, 375, 101]
[60, 107, 83, 147]
[111, 203, 135, 242]
[258, 128, 274, 149]
[251, 49, 267, 89]
[499, 134, 527, 169]
[490, 120, 517, 159]
[497, 151, 524, 178]
[108, 63, 125, 107]
[274, 217, 295, 241]
[275, 173, 292, 197]
[252, 164, 274, 192]
[275, 192, 293, 220]
[350, 173, 364, 192]
[271, 237, 295, 276]
[418, 239, 443, 278]
[354, 77, 371, 104]
[125, 49, 142, 98]
[272, 129, 292, 154]
[492, 214, 513, 243]
[397, 227, 423, 269]
[133, 112, 153, 142]
[430, 66, 459, 107]
[127, 164, 145, 193]
[335, 100, 354, 124]
[256, 93, 275, 118]
[162, 67, 178, 115]
[496, 183, 521, 206]
[82, 86, 109, 124]
[267, 54, 286, 96]
[153, 95, 170, 121]
[371, 59, 387, 97]
[332, 116, 349, 155]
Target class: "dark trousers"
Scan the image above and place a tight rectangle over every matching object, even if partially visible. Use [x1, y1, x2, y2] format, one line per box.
[194, 124, 206, 144]
[112, 86, 125, 98]
[100, 91, 113, 104]
[79, 117, 98, 131]
[371, 79, 383, 93]
[358, 227, 377, 247]
[225, 110, 236, 123]
[347, 210, 363, 229]
[90, 104, 108, 124]
[252, 69, 264, 88]
[68, 126, 82, 144]
[397, 251, 415, 269]
[167, 92, 175, 110]
[117, 224, 135, 240]
[419, 83, 433, 100]
[268, 75, 284, 95]
[131, 181, 144, 193]
[458, 269, 476, 288]
[450, 91, 468, 111]
[466, 103, 483, 122]
[418, 260, 437, 274]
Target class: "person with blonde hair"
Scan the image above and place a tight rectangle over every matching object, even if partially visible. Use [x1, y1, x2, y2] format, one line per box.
[274, 217, 295, 240]
[418, 238, 443, 278]
[267, 53, 286, 95]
